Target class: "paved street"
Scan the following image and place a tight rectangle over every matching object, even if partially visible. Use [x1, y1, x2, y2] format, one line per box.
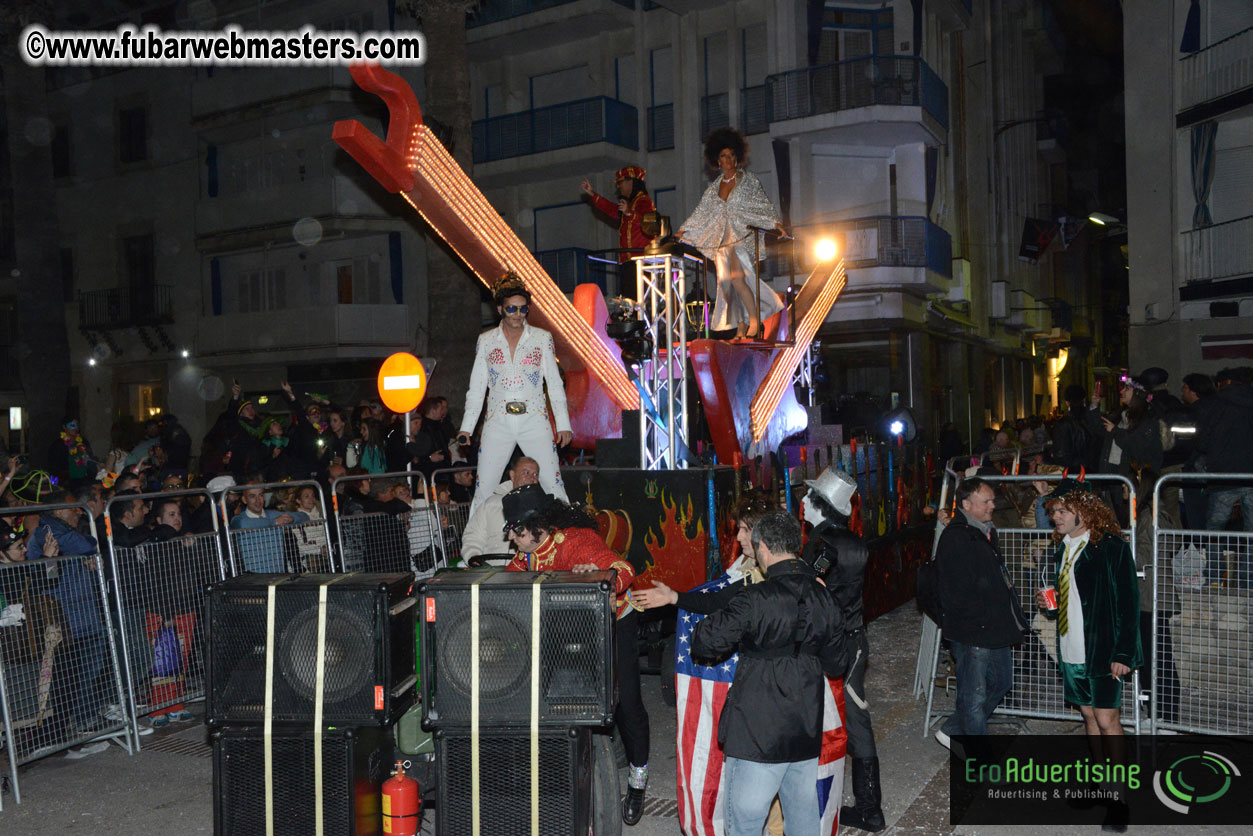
[0, 601, 1243, 834]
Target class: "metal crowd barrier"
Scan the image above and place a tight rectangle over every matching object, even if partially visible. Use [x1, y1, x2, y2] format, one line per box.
[918, 472, 1141, 736]
[103, 489, 228, 750]
[0, 502, 133, 805]
[1152, 472, 1253, 735]
[431, 465, 481, 566]
[330, 471, 447, 579]
[218, 480, 334, 575]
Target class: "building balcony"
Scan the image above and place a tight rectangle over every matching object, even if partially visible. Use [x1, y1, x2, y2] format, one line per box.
[1181, 214, 1253, 284]
[1178, 26, 1253, 121]
[769, 216, 952, 297]
[195, 304, 411, 357]
[471, 97, 639, 187]
[765, 56, 948, 147]
[195, 175, 387, 239]
[466, 0, 635, 60]
[79, 284, 175, 331]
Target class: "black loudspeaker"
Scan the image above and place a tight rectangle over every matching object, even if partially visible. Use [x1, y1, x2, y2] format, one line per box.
[435, 727, 591, 836]
[206, 573, 417, 727]
[212, 725, 391, 836]
[593, 409, 641, 467]
[419, 570, 615, 728]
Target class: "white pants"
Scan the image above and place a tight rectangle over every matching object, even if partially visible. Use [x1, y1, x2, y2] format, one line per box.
[469, 412, 568, 515]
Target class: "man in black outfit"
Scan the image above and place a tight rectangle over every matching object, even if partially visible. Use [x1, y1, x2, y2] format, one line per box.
[692, 513, 848, 836]
[800, 468, 881, 832]
[934, 477, 1028, 750]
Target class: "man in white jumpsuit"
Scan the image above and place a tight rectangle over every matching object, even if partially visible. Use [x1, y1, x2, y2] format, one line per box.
[457, 274, 572, 514]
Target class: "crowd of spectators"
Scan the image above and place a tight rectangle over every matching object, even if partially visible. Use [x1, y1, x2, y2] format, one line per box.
[0, 381, 487, 759]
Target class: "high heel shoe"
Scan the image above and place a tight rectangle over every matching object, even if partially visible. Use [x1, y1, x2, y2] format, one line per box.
[743, 321, 763, 340]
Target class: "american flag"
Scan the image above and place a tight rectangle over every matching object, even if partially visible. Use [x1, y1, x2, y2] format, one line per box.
[675, 575, 847, 836]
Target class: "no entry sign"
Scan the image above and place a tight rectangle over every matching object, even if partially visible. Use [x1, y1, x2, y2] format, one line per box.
[377, 352, 428, 413]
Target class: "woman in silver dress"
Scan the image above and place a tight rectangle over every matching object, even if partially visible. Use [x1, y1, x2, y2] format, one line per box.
[679, 128, 787, 339]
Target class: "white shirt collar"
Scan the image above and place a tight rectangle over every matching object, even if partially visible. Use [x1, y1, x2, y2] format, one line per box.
[1062, 530, 1091, 551]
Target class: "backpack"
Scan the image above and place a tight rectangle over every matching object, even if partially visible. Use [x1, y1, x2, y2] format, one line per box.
[916, 556, 944, 625]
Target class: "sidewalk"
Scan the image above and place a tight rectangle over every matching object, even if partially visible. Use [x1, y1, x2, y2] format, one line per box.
[0, 601, 1243, 833]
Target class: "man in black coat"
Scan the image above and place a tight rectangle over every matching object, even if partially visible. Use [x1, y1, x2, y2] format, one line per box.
[934, 477, 1028, 749]
[692, 513, 848, 836]
[800, 468, 882, 833]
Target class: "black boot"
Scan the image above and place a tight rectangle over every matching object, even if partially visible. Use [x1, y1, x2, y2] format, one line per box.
[622, 786, 645, 826]
[840, 757, 886, 832]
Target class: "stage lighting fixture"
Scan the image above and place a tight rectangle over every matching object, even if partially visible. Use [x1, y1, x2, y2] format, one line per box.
[606, 297, 653, 367]
[881, 407, 917, 443]
[814, 238, 838, 262]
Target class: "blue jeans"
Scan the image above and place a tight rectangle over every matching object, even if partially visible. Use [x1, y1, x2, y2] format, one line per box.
[942, 641, 1013, 737]
[724, 756, 819, 836]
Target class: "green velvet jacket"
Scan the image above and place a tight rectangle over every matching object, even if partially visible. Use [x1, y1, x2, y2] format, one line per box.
[1048, 531, 1143, 674]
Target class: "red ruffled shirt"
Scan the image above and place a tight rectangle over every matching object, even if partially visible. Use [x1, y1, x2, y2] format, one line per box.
[506, 526, 637, 616]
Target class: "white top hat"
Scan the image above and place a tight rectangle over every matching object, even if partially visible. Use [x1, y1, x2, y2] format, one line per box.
[804, 467, 857, 517]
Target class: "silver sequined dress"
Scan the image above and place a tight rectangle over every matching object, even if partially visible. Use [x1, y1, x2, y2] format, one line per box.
[679, 170, 783, 331]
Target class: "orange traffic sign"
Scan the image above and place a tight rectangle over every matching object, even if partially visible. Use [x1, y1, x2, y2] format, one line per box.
[377, 352, 428, 414]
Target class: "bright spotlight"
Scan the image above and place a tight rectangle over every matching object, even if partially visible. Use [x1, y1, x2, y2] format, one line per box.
[181, 349, 190, 358]
[88, 357, 97, 366]
[814, 238, 838, 262]
[889, 420, 905, 436]
[1088, 212, 1120, 226]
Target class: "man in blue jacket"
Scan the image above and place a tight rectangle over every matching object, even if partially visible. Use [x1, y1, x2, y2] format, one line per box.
[228, 484, 308, 573]
[27, 492, 110, 737]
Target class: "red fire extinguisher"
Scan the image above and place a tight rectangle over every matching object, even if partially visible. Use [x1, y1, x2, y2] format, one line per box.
[382, 761, 419, 836]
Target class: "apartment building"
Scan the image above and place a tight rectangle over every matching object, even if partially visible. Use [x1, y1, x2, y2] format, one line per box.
[1125, 0, 1253, 376]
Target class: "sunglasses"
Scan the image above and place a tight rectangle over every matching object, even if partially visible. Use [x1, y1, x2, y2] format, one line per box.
[502, 522, 528, 536]
[503, 304, 529, 315]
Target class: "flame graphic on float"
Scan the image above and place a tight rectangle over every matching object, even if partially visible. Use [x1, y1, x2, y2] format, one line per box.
[641, 491, 708, 596]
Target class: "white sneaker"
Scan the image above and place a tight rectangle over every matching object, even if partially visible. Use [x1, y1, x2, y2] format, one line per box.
[65, 741, 110, 759]
[935, 729, 952, 750]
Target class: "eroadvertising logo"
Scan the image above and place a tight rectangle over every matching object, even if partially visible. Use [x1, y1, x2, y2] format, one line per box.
[950, 735, 1253, 827]
[1153, 751, 1240, 814]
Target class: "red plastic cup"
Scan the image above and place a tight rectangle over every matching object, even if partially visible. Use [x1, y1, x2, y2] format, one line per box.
[1040, 586, 1058, 611]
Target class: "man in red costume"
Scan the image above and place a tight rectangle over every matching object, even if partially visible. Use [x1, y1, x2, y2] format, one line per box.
[502, 484, 650, 825]
[580, 165, 656, 298]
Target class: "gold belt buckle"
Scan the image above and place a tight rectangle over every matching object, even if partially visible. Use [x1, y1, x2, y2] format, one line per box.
[506, 401, 527, 415]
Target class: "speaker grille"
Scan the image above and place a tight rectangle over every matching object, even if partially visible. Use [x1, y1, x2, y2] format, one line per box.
[213, 726, 389, 836]
[207, 573, 415, 726]
[421, 572, 614, 727]
[436, 728, 590, 836]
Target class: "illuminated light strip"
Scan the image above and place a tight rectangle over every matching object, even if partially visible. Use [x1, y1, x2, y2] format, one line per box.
[407, 126, 638, 409]
[749, 260, 847, 441]
[382, 374, 424, 390]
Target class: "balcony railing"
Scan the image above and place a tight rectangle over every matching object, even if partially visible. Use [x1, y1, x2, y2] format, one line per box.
[648, 103, 674, 151]
[534, 247, 613, 293]
[1182, 214, 1253, 283]
[468, 0, 633, 27]
[472, 97, 638, 164]
[79, 284, 175, 330]
[1179, 26, 1253, 112]
[766, 216, 952, 278]
[766, 55, 949, 131]
[741, 85, 768, 135]
[700, 93, 730, 138]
